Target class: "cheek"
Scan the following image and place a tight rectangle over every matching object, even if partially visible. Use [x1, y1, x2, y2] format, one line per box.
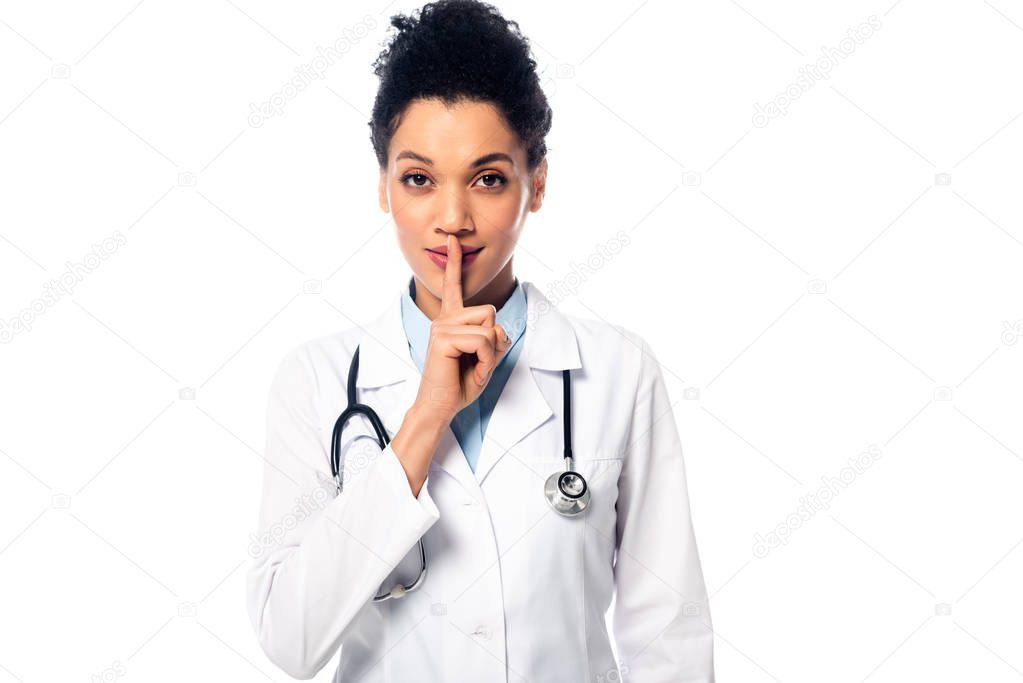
[391, 195, 433, 229]
[474, 194, 527, 232]
[391, 223, 423, 264]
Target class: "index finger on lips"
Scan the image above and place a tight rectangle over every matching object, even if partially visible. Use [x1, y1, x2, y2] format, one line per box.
[440, 234, 463, 316]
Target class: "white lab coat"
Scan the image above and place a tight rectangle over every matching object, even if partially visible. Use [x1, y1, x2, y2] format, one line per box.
[246, 280, 714, 682]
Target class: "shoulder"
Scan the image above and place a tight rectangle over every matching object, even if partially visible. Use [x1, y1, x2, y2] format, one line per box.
[522, 281, 659, 378]
[269, 327, 363, 394]
[562, 310, 648, 351]
[558, 308, 661, 388]
[553, 308, 671, 453]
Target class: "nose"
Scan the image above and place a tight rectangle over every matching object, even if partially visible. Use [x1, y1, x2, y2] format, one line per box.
[437, 184, 473, 235]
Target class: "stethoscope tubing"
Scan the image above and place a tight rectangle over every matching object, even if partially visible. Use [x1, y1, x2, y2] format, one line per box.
[330, 297, 587, 601]
[331, 346, 427, 601]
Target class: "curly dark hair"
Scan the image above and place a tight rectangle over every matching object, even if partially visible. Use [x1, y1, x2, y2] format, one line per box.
[368, 0, 552, 173]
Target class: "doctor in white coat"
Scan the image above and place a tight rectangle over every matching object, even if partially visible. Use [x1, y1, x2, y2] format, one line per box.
[246, 2, 714, 679]
[246, 261, 715, 682]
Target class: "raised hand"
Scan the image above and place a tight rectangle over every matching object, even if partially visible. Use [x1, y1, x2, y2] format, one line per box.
[413, 234, 513, 426]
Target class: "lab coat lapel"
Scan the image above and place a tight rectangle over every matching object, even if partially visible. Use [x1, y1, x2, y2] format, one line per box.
[351, 284, 418, 435]
[353, 280, 581, 492]
[473, 281, 582, 486]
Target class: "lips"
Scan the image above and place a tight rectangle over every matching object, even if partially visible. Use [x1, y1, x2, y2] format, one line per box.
[426, 244, 483, 256]
[425, 246, 482, 270]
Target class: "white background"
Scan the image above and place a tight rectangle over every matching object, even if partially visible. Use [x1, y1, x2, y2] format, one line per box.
[2, 0, 1022, 681]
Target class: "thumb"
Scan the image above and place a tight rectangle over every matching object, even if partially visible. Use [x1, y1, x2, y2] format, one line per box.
[495, 323, 512, 355]
[481, 324, 511, 384]
[475, 324, 512, 388]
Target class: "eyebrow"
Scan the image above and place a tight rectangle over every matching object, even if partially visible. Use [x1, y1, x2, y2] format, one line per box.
[394, 150, 514, 168]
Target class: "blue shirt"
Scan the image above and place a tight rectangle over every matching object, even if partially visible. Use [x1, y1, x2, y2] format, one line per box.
[400, 277, 527, 472]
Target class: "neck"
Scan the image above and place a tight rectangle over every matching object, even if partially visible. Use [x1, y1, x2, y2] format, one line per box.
[412, 263, 517, 320]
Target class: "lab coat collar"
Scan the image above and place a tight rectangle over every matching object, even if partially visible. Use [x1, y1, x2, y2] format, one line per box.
[352, 279, 581, 490]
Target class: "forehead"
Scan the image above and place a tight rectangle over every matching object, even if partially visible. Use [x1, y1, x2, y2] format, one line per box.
[390, 98, 524, 168]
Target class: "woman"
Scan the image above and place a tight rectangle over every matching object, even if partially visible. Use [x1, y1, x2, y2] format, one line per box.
[246, 1, 714, 681]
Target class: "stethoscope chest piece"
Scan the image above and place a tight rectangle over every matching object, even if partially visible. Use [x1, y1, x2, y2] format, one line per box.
[542, 368, 588, 517]
[544, 463, 590, 517]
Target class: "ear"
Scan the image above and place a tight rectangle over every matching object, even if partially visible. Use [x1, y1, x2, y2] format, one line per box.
[528, 157, 548, 213]
[377, 168, 389, 213]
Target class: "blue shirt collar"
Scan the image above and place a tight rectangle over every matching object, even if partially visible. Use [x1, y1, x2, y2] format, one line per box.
[400, 277, 527, 371]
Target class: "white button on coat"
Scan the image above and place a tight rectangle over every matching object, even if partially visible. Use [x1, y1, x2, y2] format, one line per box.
[246, 281, 715, 682]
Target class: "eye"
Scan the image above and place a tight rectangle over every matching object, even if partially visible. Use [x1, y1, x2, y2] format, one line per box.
[475, 173, 507, 190]
[399, 172, 507, 190]
[400, 172, 431, 188]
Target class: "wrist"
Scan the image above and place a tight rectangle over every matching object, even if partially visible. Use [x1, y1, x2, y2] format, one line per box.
[404, 401, 451, 438]
[392, 403, 449, 498]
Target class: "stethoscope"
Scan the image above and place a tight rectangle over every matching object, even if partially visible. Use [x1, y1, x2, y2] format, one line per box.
[330, 281, 589, 601]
